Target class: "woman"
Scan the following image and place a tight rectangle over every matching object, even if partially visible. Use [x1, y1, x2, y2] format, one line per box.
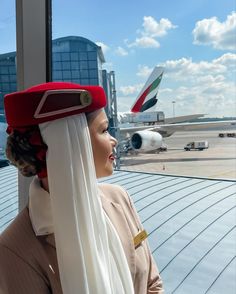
[0, 82, 164, 293]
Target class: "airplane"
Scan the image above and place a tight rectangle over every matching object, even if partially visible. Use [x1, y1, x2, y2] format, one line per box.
[117, 66, 205, 125]
[119, 120, 236, 153]
[116, 67, 236, 153]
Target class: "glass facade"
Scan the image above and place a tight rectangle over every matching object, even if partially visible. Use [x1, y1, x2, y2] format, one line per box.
[0, 36, 106, 113]
[52, 36, 105, 86]
[0, 52, 17, 117]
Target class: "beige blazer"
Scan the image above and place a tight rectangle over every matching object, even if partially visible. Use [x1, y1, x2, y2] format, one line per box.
[0, 183, 163, 294]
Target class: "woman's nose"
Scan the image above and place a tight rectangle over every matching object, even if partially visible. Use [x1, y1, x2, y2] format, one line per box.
[110, 135, 118, 147]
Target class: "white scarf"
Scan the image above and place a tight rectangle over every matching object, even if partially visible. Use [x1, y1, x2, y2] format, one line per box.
[39, 114, 134, 294]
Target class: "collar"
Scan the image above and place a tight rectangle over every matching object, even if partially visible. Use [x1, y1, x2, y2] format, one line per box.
[29, 177, 54, 236]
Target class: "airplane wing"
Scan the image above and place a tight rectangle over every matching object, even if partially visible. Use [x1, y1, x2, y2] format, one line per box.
[156, 120, 236, 132]
[120, 120, 236, 137]
[164, 113, 205, 124]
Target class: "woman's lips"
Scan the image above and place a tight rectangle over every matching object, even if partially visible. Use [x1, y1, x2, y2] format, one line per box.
[109, 154, 115, 161]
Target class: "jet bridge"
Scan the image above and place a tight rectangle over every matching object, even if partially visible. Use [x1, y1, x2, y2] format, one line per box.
[103, 70, 121, 169]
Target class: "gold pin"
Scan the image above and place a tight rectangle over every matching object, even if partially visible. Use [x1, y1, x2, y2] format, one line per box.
[133, 230, 148, 247]
[49, 264, 55, 274]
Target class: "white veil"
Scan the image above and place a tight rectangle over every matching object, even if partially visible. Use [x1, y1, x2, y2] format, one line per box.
[39, 114, 134, 294]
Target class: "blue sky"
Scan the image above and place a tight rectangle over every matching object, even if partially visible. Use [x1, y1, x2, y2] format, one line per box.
[0, 0, 235, 117]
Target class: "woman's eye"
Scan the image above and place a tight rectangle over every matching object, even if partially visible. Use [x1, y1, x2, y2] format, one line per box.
[103, 128, 109, 133]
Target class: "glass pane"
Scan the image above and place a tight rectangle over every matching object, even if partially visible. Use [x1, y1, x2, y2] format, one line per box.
[0, 0, 16, 165]
[51, 0, 235, 180]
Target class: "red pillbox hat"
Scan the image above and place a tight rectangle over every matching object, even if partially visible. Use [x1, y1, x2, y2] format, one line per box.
[4, 82, 107, 127]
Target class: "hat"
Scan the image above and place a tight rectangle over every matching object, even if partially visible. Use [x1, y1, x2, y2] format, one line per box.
[4, 82, 107, 127]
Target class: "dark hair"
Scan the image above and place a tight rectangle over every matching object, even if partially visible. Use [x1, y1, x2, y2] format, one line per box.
[6, 126, 47, 177]
[5, 113, 95, 177]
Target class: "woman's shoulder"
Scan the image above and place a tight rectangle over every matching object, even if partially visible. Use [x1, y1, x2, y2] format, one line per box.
[98, 183, 130, 205]
[98, 182, 126, 193]
[0, 207, 37, 259]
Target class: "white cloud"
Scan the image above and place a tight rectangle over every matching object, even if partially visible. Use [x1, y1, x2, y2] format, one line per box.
[213, 53, 236, 69]
[136, 65, 153, 77]
[128, 36, 160, 48]
[162, 57, 228, 80]
[119, 83, 143, 96]
[193, 11, 236, 50]
[127, 16, 176, 48]
[115, 46, 128, 56]
[141, 16, 177, 38]
[95, 41, 110, 53]
[158, 54, 236, 117]
[117, 53, 236, 117]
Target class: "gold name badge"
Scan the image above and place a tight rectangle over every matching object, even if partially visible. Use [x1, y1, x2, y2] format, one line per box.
[133, 230, 148, 247]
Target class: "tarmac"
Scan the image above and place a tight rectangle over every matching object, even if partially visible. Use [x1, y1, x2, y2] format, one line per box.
[120, 130, 236, 180]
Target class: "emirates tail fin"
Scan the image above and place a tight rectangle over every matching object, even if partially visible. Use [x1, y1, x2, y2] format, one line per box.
[131, 66, 164, 112]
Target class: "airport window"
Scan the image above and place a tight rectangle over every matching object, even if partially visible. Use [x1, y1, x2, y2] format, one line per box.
[61, 52, 70, 61]
[0, 67, 9, 74]
[70, 42, 79, 52]
[63, 79, 73, 82]
[53, 53, 61, 61]
[89, 69, 98, 79]
[55, 41, 70, 52]
[53, 62, 62, 70]
[71, 61, 80, 70]
[86, 44, 95, 51]
[90, 78, 99, 85]
[80, 61, 88, 70]
[62, 61, 71, 70]
[53, 71, 63, 80]
[1, 83, 10, 92]
[81, 78, 89, 85]
[9, 75, 16, 82]
[88, 60, 97, 69]
[80, 70, 89, 78]
[77, 42, 87, 51]
[79, 52, 87, 61]
[71, 79, 81, 84]
[0, 3, 236, 294]
[10, 82, 16, 90]
[70, 52, 79, 61]
[71, 70, 80, 78]
[62, 71, 72, 79]
[0, 75, 9, 83]
[88, 51, 97, 60]
[9, 66, 16, 74]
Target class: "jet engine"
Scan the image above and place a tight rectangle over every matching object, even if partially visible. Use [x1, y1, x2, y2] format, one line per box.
[131, 130, 163, 152]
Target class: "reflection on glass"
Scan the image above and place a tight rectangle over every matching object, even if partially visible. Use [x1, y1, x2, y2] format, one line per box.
[52, 36, 105, 86]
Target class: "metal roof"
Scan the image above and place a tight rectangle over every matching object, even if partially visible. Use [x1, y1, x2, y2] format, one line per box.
[0, 166, 235, 293]
[0, 166, 18, 232]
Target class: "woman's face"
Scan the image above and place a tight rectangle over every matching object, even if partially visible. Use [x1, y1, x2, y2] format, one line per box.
[88, 109, 117, 178]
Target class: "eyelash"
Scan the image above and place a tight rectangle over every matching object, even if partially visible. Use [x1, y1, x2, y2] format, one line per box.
[103, 127, 109, 133]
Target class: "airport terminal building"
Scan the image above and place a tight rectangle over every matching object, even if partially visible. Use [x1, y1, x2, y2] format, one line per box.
[0, 36, 109, 114]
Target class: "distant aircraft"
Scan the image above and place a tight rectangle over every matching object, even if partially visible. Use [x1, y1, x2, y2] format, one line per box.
[118, 66, 204, 124]
[116, 68, 236, 153]
[120, 118, 236, 153]
[130, 66, 163, 113]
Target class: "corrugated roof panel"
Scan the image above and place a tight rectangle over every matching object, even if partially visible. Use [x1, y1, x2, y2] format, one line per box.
[0, 168, 235, 293]
[206, 256, 236, 294]
[0, 166, 18, 231]
[101, 170, 236, 294]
